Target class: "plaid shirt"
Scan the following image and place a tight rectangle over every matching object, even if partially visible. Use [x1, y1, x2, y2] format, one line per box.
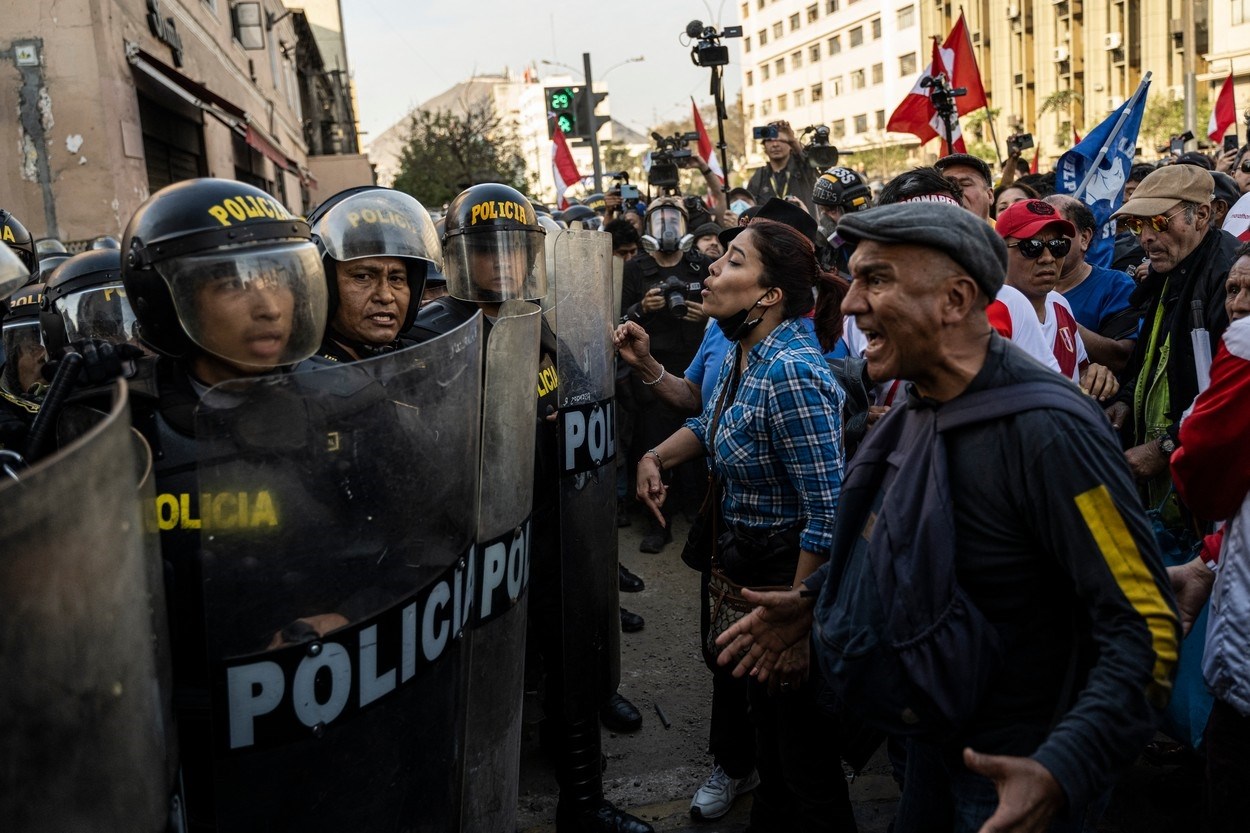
[685, 317, 845, 555]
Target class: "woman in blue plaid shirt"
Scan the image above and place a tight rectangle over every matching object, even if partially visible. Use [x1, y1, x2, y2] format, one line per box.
[636, 217, 855, 832]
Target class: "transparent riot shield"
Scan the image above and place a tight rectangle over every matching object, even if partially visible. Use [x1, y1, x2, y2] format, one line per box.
[0, 382, 172, 833]
[459, 299, 541, 832]
[546, 229, 620, 719]
[193, 317, 483, 832]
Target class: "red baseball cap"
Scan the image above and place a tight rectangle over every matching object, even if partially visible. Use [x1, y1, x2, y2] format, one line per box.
[995, 199, 1076, 241]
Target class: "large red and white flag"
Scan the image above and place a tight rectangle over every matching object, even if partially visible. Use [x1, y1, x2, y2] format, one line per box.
[691, 98, 725, 183]
[886, 12, 987, 152]
[551, 124, 581, 210]
[1208, 72, 1237, 143]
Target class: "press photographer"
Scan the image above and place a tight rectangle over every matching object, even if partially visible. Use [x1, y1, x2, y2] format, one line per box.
[620, 196, 712, 552]
[745, 120, 818, 215]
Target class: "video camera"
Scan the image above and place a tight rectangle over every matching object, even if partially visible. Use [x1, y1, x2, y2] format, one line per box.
[799, 124, 845, 169]
[649, 131, 700, 189]
[1006, 132, 1034, 155]
[685, 19, 743, 68]
[919, 73, 967, 118]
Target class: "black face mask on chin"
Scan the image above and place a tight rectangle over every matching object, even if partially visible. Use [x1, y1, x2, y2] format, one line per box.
[716, 291, 772, 342]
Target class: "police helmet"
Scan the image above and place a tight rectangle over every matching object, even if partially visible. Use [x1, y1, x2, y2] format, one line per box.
[641, 197, 692, 254]
[89, 235, 122, 250]
[310, 187, 441, 332]
[122, 178, 327, 369]
[561, 204, 602, 231]
[442, 183, 547, 303]
[812, 168, 872, 213]
[40, 249, 140, 359]
[583, 192, 608, 215]
[0, 209, 37, 277]
[37, 252, 71, 283]
[35, 237, 68, 257]
[425, 216, 448, 287]
[0, 239, 30, 302]
[2, 283, 47, 395]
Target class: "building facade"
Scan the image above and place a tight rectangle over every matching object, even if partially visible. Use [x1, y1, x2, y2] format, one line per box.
[0, 0, 333, 246]
[735, 0, 925, 180]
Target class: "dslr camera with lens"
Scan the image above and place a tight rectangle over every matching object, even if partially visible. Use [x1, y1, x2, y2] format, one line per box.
[658, 275, 689, 318]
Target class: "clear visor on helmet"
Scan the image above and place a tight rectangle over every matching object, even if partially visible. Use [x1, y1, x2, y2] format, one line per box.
[159, 241, 328, 369]
[55, 283, 142, 348]
[444, 229, 548, 303]
[1, 321, 46, 394]
[646, 207, 686, 241]
[0, 243, 29, 301]
[316, 191, 443, 272]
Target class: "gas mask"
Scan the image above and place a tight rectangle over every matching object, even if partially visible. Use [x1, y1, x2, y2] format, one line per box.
[640, 205, 693, 254]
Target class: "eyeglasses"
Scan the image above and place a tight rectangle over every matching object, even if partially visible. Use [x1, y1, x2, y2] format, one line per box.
[1005, 237, 1072, 259]
[1239, 159, 1250, 174]
[1119, 205, 1188, 236]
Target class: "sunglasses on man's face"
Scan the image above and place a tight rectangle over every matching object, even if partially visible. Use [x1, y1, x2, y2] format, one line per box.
[1006, 237, 1072, 259]
[1120, 205, 1188, 236]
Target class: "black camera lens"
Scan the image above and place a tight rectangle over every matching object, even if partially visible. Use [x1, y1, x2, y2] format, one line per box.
[660, 276, 688, 318]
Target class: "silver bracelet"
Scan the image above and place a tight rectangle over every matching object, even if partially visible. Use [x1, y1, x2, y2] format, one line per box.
[641, 366, 667, 386]
[644, 448, 664, 471]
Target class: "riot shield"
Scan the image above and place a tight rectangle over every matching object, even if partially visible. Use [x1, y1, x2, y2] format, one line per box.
[192, 317, 483, 832]
[0, 382, 172, 833]
[546, 229, 620, 719]
[459, 299, 541, 832]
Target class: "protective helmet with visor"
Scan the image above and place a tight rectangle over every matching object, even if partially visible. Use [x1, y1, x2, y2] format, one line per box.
[40, 249, 141, 360]
[442, 183, 548, 303]
[641, 198, 693, 254]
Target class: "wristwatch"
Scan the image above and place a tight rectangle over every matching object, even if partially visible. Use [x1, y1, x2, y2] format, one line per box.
[1157, 435, 1177, 456]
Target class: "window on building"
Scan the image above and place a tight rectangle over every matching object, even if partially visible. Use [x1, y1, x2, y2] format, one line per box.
[762, 99, 773, 115]
[775, 58, 786, 75]
[794, 88, 806, 106]
[832, 76, 843, 95]
[829, 34, 841, 54]
[899, 52, 917, 76]
[851, 69, 865, 89]
[778, 93, 788, 110]
[791, 50, 803, 69]
[757, 0, 765, 9]
[825, 0, 838, 12]
[875, 109, 886, 129]
[745, 36, 752, 52]
[854, 113, 868, 133]
[807, 4, 819, 22]
[849, 26, 863, 46]
[773, 21, 783, 38]
[742, 2, 750, 17]
[1235, 0, 1249, 24]
[138, 93, 206, 191]
[871, 18, 881, 39]
[747, 70, 754, 86]
[748, 103, 757, 118]
[810, 44, 821, 62]
[759, 29, 768, 45]
[832, 118, 846, 138]
[871, 62, 883, 84]
[762, 64, 771, 80]
[811, 82, 824, 101]
[897, 4, 915, 28]
[790, 13, 801, 30]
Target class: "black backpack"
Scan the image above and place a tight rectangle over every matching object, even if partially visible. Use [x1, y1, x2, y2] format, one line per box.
[812, 380, 1113, 739]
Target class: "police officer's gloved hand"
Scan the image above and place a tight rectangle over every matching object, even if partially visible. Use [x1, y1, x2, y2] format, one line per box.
[41, 339, 144, 386]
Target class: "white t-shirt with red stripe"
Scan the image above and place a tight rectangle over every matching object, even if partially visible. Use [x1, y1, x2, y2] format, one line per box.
[1040, 291, 1089, 384]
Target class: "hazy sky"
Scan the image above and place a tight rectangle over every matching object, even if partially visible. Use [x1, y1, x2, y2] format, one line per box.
[339, 0, 744, 143]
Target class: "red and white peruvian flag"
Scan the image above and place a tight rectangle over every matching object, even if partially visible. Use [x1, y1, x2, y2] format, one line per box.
[886, 12, 987, 152]
[691, 98, 724, 183]
[551, 124, 581, 210]
[1208, 72, 1237, 144]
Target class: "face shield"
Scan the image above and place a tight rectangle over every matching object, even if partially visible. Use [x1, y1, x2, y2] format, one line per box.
[316, 191, 443, 275]
[444, 228, 548, 304]
[54, 283, 142, 348]
[157, 241, 328, 369]
[1, 321, 46, 394]
[642, 206, 690, 253]
[0, 243, 29, 302]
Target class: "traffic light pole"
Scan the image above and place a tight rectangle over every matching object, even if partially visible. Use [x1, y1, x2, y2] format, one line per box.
[583, 52, 604, 193]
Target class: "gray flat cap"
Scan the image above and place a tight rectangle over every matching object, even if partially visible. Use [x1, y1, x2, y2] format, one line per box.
[835, 201, 1007, 299]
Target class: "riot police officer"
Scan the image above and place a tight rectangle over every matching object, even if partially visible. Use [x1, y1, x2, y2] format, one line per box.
[411, 183, 654, 833]
[310, 187, 441, 361]
[620, 197, 711, 552]
[0, 208, 38, 278]
[812, 167, 872, 274]
[0, 283, 43, 450]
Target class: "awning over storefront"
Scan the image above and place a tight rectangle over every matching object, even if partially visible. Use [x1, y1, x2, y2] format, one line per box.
[127, 42, 304, 178]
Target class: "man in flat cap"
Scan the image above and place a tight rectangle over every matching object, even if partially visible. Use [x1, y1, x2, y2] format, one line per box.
[715, 200, 1178, 833]
[1104, 164, 1239, 545]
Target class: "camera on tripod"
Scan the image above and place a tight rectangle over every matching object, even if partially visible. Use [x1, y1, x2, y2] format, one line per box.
[685, 19, 743, 68]
[919, 73, 967, 115]
[649, 131, 700, 189]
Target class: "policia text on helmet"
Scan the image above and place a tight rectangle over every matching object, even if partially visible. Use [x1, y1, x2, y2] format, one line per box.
[310, 187, 442, 361]
[441, 183, 548, 311]
[121, 179, 328, 385]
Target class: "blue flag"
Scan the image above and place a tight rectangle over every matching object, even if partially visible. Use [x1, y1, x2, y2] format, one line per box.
[1055, 78, 1150, 269]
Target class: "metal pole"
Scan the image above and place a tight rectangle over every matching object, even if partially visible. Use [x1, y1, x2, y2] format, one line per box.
[583, 52, 604, 193]
[1182, 2, 1196, 141]
[711, 65, 731, 183]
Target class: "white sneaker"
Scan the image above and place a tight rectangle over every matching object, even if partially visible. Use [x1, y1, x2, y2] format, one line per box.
[689, 764, 760, 821]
